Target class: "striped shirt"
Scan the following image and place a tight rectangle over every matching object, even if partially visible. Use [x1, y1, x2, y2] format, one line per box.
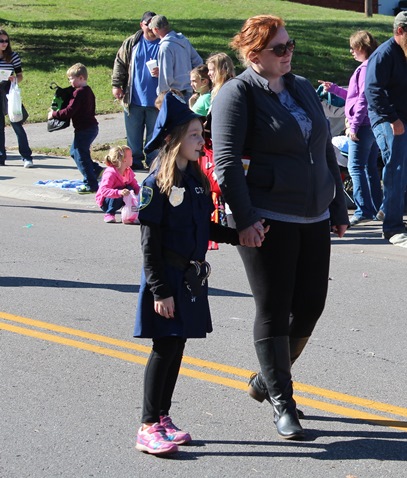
[0, 51, 22, 82]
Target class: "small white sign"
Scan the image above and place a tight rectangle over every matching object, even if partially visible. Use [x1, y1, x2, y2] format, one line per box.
[0, 70, 10, 82]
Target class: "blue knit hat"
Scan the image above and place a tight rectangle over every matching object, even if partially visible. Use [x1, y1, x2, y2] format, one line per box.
[144, 91, 203, 154]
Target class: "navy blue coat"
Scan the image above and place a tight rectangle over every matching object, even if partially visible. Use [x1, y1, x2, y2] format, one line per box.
[134, 164, 215, 339]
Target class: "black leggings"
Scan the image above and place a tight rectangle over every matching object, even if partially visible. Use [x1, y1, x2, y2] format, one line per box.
[141, 336, 186, 424]
[238, 219, 331, 341]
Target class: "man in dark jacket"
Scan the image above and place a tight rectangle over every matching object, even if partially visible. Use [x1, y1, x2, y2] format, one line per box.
[365, 11, 407, 240]
[112, 11, 160, 170]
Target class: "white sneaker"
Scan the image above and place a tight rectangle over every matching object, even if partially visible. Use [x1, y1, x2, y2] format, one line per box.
[23, 159, 33, 168]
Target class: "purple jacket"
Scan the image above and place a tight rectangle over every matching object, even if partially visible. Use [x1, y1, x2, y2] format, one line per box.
[329, 60, 370, 134]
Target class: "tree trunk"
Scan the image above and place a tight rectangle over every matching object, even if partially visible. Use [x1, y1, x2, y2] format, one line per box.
[365, 0, 373, 17]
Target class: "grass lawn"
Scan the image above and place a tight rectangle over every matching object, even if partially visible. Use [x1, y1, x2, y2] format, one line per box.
[0, 0, 395, 157]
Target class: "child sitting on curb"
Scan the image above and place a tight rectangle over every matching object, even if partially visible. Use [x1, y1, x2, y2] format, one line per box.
[95, 145, 140, 223]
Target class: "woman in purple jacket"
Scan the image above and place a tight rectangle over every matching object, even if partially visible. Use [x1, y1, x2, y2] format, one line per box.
[319, 30, 382, 226]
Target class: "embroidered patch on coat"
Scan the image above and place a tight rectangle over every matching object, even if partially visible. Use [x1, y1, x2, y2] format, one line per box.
[138, 186, 153, 210]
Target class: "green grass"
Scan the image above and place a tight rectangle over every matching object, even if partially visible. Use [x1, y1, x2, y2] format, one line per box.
[0, 0, 394, 124]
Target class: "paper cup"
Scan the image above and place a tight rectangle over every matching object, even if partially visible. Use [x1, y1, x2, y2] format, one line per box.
[146, 59, 158, 75]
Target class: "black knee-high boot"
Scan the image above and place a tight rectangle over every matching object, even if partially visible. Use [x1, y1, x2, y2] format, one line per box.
[253, 336, 304, 439]
[248, 336, 309, 406]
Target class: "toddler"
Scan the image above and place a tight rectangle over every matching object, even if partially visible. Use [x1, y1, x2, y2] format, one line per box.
[95, 145, 140, 223]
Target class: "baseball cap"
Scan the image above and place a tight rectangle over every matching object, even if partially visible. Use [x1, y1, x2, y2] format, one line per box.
[394, 11, 407, 28]
[149, 15, 169, 30]
[140, 11, 156, 24]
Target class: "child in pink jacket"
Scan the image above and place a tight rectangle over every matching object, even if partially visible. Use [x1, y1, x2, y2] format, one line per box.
[96, 145, 140, 223]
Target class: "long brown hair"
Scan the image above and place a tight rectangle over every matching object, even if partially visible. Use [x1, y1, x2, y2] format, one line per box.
[206, 52, 235, 100]
[155, 120, 210, 197]
[0, 29, 12, 63]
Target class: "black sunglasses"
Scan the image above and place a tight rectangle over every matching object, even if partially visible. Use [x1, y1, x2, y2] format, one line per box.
[0, 39, 9, 44]
[263, 39, 295, 57]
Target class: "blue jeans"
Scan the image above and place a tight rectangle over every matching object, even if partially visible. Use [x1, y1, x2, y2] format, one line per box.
[100, 186, 136, 215]
[372, 121, 407, 235]
[0, 112, 32, 162]
[124, 104, 158, 167]
[101, 196, 125, 215]
[70, 125, 101, 191]
[347, 125, 382, 219]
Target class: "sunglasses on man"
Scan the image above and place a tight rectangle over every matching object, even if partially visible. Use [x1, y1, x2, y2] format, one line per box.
[263, 39, 296, 57]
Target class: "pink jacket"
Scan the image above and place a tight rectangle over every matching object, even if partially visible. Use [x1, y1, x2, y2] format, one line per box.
[95, 166, 140, 207]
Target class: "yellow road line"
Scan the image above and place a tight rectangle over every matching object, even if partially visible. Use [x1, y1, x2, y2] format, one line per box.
[1, 312, 407, 430]
[0, 312, 253, 376]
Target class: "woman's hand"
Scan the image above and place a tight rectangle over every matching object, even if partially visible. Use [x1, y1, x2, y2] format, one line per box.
[154, 297, 175, 319]
[238, 220, 270, 247]
[346, 128, 359, 142]
[120, 188, 130, 196]
[318, 80, 332, 93]
[331, 224, 348, 238]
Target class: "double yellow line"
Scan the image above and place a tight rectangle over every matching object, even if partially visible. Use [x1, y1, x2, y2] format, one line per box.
[1, 311, 406, 431]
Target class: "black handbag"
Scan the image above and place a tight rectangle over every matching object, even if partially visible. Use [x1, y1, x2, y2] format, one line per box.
[47, 82, 74, 132]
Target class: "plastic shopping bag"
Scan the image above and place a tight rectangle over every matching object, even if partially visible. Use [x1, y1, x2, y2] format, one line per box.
[121, 190, 139, 224]
[7, 81, 23, 123]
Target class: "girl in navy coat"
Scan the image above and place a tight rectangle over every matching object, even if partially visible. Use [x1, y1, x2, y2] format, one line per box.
[134, 92, 238, 455]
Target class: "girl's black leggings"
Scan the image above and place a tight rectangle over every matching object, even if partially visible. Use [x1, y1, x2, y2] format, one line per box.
[141, 336, 186, 424]
[238, 219, 331, 341]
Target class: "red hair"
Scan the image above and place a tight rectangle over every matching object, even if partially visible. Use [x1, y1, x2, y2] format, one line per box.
[230, 15, 285, 65]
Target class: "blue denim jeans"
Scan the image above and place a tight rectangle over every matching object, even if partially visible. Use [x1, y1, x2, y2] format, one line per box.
[347, 125, 382, 219]
[124, 104, 158, 168]
[100, 186, 136, 215]
[70, 125, 101, 191]
[372, 121, 407, 235]
[0, 112, 32, 162]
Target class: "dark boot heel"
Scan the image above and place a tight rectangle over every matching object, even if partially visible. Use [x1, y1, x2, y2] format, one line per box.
[248, 373, 267, 403]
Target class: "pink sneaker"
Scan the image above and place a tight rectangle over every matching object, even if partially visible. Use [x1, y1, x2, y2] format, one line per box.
[160, 415, 192, 445]
[104, 214, 116, 223]
[135, 423, 178, 455]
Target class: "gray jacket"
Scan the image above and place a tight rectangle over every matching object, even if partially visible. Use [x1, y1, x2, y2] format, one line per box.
[157, 31, 202, 93]
[211, 68, 348, 231]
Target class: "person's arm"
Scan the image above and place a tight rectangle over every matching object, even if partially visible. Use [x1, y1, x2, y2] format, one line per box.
[111, 35, 135, 88]
[51, 88, 83, 120]
[140, 221, 173, 300]
[318, 80, 348, 100]
[157, 48, 173, 93]
[327, 83, 347, 100]
[348, 65, 369, 137]
[209, 221, 239, 245]
[97, 170, 124, 199]
[365, 49, 398, 124]
[211, 79, 261, 232]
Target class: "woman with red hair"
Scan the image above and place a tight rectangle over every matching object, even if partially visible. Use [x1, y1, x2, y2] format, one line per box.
[212, 15, 349, 439]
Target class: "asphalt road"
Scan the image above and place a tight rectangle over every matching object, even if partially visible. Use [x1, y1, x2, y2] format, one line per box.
[1, 196, 406, 478]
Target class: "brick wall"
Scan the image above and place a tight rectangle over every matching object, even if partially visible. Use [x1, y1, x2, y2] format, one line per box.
[288, 0, 379, 14]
